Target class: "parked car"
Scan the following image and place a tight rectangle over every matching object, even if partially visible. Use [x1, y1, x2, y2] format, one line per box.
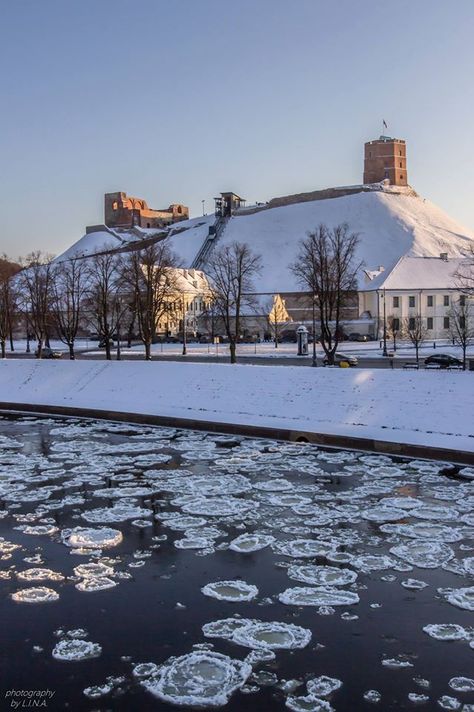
[424, 354, 463, 369]
[98, 338, 115, 348]
[348, 332, 370, 342]
[35, 347, 62, 359]
[323, 352, 358, 367]
[279, 331, 297, 343]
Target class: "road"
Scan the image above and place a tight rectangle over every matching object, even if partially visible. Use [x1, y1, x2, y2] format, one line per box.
[4, 349, 427, 369]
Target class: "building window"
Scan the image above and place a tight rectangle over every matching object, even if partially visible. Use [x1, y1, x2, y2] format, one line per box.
[427, 317, 433, 330]
[400, 162, 403, 168]
[409, 296, 415, 308]
[408, 317, 416, 330]
[400, 175, 403, 180]
[460, 316, 466, 329]
[393, 296, 399, 308]
[427, 295, 434, 307]
[460, 295, 466, 306]
[444, 316, 450, 329]
[444, 295, 450, 306]
[392, 318, 400, 331]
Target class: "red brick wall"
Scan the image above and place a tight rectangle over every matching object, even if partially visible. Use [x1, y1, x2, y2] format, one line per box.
[363, 139, 407, 186]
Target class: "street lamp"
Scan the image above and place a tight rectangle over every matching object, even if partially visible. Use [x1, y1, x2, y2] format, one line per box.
[381, 289, 388, 357]
[202, 199, 205, 216]
[311, 292, 317, 367]
[182, 295, 187, 356]
[25, 314, 31, 353]
[116, 297, 122, 361]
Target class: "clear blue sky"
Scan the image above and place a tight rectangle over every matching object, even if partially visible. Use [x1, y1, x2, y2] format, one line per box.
[1, 0, 474, 258]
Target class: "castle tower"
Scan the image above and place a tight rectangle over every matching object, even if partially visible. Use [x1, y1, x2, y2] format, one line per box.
[363, 136, 407, 186]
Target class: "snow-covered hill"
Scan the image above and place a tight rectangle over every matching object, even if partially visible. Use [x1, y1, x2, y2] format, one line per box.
[191, 189, 474, 291]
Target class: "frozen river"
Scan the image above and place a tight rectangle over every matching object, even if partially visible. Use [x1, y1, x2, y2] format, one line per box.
[0, 415, 473, 711]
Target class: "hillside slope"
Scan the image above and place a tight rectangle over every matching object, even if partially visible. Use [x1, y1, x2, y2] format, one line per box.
[193, 190, 474, 292]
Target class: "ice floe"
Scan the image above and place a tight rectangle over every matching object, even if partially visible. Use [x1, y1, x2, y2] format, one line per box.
[201, 580, 258, 602]
[139, 651, 252, 707]
[445, 586, 474, 611]
[448, 677, 474, 692]
[278, 586, 359, 607]
[52, 639, 102, 661]
[231, 621, 312, 650]
[17, 568, 64, 582]
[287, 565, 357, 587]
[307, 676, 342, 697]
[62, 527, 123, 549]
[390, 541, 454, 568]
[11, 587, 59, 603]
[229, 533, 275, 553]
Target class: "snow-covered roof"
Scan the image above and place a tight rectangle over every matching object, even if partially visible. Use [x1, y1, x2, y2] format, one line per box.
[174, 268, 210, 294]
[363, 255, 466, 291]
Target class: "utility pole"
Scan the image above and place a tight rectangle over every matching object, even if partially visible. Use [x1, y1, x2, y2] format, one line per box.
[116, 298, 122, 361]
[182, 295, 187, 356]
[382, 289, 388, 357]
[311, 293, 317, 367]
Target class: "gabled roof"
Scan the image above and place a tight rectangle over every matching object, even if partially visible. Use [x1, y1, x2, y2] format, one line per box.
[363, 254, 466, 291]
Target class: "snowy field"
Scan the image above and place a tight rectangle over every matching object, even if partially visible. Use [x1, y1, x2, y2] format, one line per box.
[0, 360, 472, 455]
[0, 415, 473, 710]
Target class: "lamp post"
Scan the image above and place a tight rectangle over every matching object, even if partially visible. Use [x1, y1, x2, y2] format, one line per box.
[381, 289, 388, 357]
[182, 295, 187, 356]
[116, 297, 122, 361]
[311, 292, 317, 367]
[25, 314, 31, 353]
[202, 199, 205, 216]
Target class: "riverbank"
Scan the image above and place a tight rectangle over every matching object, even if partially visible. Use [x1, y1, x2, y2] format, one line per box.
[0, 360, 472, 460]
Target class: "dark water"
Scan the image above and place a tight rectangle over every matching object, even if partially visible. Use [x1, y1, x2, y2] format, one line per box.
[0, 415, 473, 712]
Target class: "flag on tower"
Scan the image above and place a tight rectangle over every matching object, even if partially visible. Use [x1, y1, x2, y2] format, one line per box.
[383, 119, 388, 129]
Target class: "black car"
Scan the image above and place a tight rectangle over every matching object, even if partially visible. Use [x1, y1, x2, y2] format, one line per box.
[35, 347, 62, 359]
[323, 352, 358, 367]
[424, 353, 463, 369]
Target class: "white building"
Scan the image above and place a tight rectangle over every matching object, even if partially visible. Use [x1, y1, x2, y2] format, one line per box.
[156, 268, 212, 338]
[360, 254, 470, 339]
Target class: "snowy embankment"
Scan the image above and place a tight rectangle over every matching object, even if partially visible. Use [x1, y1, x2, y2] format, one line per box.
[0, 360, 473, 455]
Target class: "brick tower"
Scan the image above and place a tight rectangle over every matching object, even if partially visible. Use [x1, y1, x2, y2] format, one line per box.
[363, 136, 407, 186]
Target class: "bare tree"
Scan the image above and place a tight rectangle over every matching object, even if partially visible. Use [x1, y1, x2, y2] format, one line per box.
[206, 242, 262, 363]
[449, 296, 474, 370]
[455, 248, 474, 295]
[87, 252, 121, 361]
[266, 294, 291, 348]
[50, 257, 89, 360]
[291, 223, 361, 365]
[18, 252, 55, 358]
[387, 315, 400, 353]
[121, 242, 179, 360]
[0, 257, 19, 359]
[403, 314, 427, 364]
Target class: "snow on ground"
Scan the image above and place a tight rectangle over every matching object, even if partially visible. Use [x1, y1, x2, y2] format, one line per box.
[166, 214, 215, 265]
[55, 230, 124, 261]
[0, 360, 472, 454]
